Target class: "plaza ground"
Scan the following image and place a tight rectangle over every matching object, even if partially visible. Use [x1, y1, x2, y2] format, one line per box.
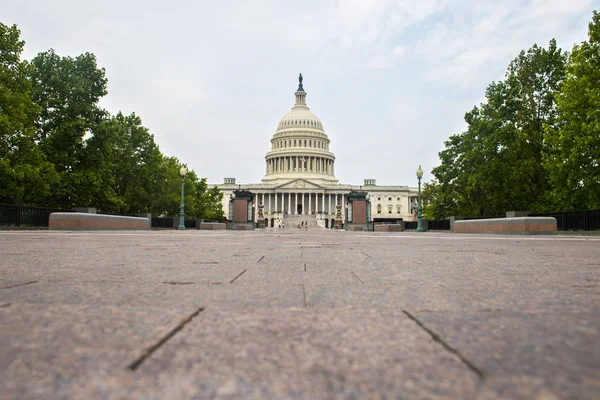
[0, 229, 598, 399]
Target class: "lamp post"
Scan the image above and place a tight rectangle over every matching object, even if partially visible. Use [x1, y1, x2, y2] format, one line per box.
[365, 194, 371, 231]
[416, 165, 424, 232]
[178, 166, 187, 230]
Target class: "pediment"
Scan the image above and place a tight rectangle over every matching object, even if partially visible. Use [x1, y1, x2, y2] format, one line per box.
[275, 179, 324, 190]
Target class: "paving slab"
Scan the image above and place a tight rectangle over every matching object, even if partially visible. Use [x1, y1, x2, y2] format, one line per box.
[0, 230, 598, 399]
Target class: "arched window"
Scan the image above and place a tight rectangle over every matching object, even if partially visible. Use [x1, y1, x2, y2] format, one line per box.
[396, 205, 401, 213]
[377, 204, 382, 214]
[304, 139, 306, 147]
[388, 205, 393, 214]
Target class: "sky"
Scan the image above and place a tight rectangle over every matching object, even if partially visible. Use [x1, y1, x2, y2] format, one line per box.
[4, 0, 597, 187]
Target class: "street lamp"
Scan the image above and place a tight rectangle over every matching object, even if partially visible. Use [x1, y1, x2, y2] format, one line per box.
[178, 166, 187, 230]
[416, 165, 424, 232]
[365, 194, 372, 231]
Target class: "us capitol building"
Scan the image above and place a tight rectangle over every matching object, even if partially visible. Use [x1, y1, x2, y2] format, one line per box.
[210, 75, 419, 228]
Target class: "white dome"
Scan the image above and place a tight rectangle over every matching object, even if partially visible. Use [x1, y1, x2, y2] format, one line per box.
[262, 74, 338, 185]
[276, 108, 324, 132]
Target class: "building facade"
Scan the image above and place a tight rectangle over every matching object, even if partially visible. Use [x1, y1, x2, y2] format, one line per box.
[210, 75, 419, 228]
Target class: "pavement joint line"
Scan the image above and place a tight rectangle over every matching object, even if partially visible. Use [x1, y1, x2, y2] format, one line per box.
[300, 284, 307, 308]
[352, 273, 365, 285]
[361, 252, 372, 258]
[257, 256, 265, 263]
[402, 310, 485, 382]
[230, 269, 248, 284]
[0, 303, 11, 308]
[163, 281, 196, 285]
[304, 263, 307, 272]
[0, 280, 38, 290]
[128, 307, 205, 371]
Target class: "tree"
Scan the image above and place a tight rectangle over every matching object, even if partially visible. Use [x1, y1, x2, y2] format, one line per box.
[82, 112, 167, 214]
[29, 49, 107, 208]
[0, 23, 57, 205]
[429, 40, 567, 218]
[544, 11, 600, 210]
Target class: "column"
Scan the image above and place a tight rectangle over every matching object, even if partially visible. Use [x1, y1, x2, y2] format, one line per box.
[308, 193, 312, 214]
[328, 193, 331, 214]
[268, 194, 272, 213]
[295, 193, 298, 214]
[275, 193, 278, 212]
[287, 192, 291, 214]
[302, 193, 305, 215]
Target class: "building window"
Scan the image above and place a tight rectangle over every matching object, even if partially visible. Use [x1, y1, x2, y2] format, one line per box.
[377, 204, 382, 214]
[388, 205, 392, 214]
[377, 197, 381, 201]
[304, 139, 306, 147]
[396, 205, 401, 213]
[388, 197, 392, 201]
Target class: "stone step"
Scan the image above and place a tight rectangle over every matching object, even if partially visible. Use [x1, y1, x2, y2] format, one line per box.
[284, 214, 319, 228]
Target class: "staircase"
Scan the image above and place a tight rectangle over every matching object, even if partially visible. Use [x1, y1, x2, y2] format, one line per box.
[283, 214, 319, 229]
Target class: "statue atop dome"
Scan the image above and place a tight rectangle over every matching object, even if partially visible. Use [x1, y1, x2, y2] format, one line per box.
[297, 73, 304, 91]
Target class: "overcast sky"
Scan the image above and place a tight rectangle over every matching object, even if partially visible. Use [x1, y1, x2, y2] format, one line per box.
[4, 0, 597, 186]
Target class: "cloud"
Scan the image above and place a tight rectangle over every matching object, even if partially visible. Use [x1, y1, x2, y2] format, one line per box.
[2, 0, 596, 186]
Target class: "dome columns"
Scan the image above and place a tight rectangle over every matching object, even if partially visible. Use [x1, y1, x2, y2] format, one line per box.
[266, 155, 335, 176]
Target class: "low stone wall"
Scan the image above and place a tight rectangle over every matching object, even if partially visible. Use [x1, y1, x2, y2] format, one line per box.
[454, 217, 557, 235]
[374, 224, 405, 232]
[198, 222, 226, 230]
[347, 224, 366, 231]
[234, 224, 253, 231]
[49, 213, 150, 230]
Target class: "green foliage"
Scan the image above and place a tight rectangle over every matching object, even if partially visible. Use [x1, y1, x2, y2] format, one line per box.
[429, 39, 568, 218]
[544, 11, 600, 210]
[0, 23, 57, 205]
[0, 23, 224, 218]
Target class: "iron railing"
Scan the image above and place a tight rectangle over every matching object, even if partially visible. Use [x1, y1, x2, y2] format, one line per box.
[0, 205, 70, 227]
[530, 210, 600, 231]
[404, 221, 417, 230]
[427, 219, 450, 230]
[151, 217, 174, 228]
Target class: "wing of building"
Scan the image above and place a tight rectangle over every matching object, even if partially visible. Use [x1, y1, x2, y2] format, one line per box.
[209, 75, 419, 228]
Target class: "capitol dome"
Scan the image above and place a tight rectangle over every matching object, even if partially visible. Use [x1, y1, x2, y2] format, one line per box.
[262, 74, 338, 185]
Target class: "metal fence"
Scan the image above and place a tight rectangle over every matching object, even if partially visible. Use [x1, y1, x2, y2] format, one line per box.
[404, 221, 417, 230]
[0, 205, 70, 227]
[151, 217, 174, 228]
[530, 210, 600, 231]
[427, 219, 450, 230]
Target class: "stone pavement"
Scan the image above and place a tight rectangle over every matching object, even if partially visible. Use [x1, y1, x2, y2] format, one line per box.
[0, 229, 598, 399]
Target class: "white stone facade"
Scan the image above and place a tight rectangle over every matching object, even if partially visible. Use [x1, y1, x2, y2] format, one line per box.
[209, 75, 419, 227]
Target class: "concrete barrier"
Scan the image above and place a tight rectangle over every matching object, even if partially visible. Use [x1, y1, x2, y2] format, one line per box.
[374, 224, 405, 232]
[454, 217, 557, 235]
[347, 224, 365, 231]
[49, 213, 150, 230]
[198, 222, 226, 230]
